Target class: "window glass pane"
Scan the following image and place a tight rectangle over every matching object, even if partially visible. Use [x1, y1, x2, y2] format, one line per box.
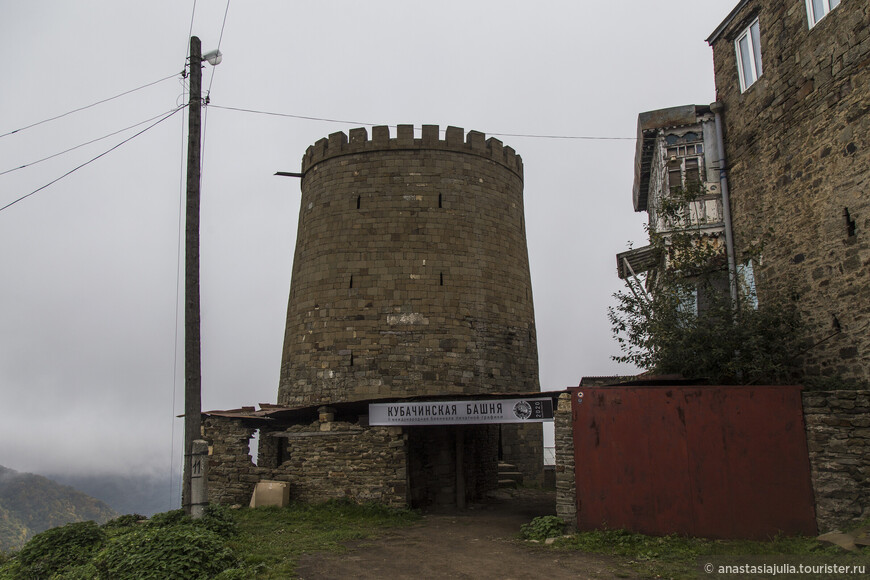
[750, 20, 762, 77]
[811, 0, 826, 22]
[739, 34, 753, 87]
[830, 0, 840, 9]
[685, 159, 700, 191]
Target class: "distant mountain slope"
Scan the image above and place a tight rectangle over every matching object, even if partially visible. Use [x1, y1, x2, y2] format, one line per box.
[46, 471, 180, 517]
[0, 465, 117, 552]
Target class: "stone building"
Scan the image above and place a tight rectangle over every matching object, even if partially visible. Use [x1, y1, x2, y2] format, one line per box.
[204, 125, 546, 509]
[616, 105, 731, 307]
[707, 0, 869, 387]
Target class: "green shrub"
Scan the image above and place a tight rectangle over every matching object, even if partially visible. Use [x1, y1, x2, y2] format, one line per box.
[198, 504, 238, 539]
[520, 516, 566, 541]
[93, 523, 236, 580]
[101, 514, 146, 531]
[16, 521, 106, 578]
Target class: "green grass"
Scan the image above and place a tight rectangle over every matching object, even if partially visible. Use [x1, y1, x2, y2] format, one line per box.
[545, 525, 870, 579]
[227, 500, 420, 578]
[0, 501, 419, 580]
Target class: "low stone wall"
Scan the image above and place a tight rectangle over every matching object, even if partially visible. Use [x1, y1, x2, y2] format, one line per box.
[554, 393, 576, 527]
[203, 416, 408, 508]
[271, 421, 408, 507]
[204, 417, 261, 506]
[803, 390, 870, 531]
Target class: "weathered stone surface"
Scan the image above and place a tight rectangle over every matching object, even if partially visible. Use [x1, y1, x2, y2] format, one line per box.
[204, 416, 409, 508]
[277, 125, 542, 485]
[802, 390, 870, 531]
[554, 393, 576, 527]
[710, 0, 870, 389]
[278, 126, 539, 406]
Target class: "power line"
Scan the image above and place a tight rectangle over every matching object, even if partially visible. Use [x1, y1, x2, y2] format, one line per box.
[0, 105, 185, 214]
[0, 73, 180, 139]
[0, 107, 188, 177]
[206, 0, 231, 97]
[208, 104, 636, 141]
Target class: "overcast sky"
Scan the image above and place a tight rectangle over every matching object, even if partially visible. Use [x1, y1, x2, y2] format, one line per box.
[0, 1, 738, 485]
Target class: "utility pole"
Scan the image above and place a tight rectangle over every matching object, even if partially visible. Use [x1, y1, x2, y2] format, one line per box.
[182, 35, 203, 516]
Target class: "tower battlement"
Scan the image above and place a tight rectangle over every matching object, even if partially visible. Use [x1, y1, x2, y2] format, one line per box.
[301, 125, 523, 178]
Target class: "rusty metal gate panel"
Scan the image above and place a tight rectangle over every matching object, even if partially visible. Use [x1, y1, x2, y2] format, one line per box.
[570, 385, 817, 539]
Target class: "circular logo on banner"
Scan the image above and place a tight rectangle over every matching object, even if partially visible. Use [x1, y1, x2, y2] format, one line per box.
[513, 400, 532, 420]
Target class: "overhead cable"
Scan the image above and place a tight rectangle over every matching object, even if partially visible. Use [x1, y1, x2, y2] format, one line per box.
[0, 107, 188, 177]
[0, 74, 180, 140]
[0, 105, 185, 214]
[208, 104, 635, 141]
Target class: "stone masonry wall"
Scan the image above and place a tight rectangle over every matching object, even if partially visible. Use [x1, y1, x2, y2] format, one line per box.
[203, 416, 408, 508]
[278, 125, 539, 407]
[203, 417, 261, 506]
[270, 421, 408, 507]
[710, 0, 870, 387]
[554, 393, 576, 527]
[802, 389, 870, 531]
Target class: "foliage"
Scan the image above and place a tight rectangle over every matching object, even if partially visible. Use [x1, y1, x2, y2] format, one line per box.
[14, 521, 105, 579]
[611, 186, 806, 384]
[93, 522, 237, 580]
[0, 499, 418, 580]
[520, 516, 566, 541]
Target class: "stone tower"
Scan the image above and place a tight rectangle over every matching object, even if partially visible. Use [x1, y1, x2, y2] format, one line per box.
[278, 124, 540, 407]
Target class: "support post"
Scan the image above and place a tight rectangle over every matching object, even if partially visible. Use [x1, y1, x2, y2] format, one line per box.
[455, 426, 466, 509]
[182, 36, 203, 515]
[190, 439, 209, 519]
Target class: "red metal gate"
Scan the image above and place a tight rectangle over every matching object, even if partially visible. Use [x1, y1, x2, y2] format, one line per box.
[570, 385, 817, 539]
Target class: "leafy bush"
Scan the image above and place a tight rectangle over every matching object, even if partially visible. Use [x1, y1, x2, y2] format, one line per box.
[15, 520, 106, 578]
[520, 516, 566, 541]
[93, 524, 236, 580]
[198, 504, 238, 539]
[101, 514, 146, 531]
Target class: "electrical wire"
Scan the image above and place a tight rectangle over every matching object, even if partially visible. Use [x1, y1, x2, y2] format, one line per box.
[0, 105, 185, 214]
[0, 74, 179, 140]
[206, 0, 231, 97]
[208, 104, 636, 141]
[0, 107, 188, 177]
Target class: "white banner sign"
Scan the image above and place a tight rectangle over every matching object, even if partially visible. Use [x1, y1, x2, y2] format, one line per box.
[369, 398, 554, 426]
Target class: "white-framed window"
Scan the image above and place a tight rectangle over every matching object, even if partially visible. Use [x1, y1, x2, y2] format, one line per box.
[806, 0, 841, 27]
[735, 17, 763, 92]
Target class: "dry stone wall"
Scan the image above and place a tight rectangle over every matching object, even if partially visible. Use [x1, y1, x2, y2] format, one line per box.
[554, 393, 576, 527]
[203, 416, 408, 508]
[710, 0, 870, 387]
[803, 389, 870, 530]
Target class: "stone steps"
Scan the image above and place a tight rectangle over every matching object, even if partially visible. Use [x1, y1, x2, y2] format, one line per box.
[498, 462, 523, 488]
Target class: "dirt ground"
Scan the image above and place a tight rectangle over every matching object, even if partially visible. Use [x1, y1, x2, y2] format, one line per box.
[295, 489, 639, 579]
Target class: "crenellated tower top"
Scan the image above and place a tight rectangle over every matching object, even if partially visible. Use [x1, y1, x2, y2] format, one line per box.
[301, 124, 523, 179]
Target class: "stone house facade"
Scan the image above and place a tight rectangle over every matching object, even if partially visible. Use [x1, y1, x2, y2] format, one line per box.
[616, 105, 732, 308]
[707, 0, 869, 387]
